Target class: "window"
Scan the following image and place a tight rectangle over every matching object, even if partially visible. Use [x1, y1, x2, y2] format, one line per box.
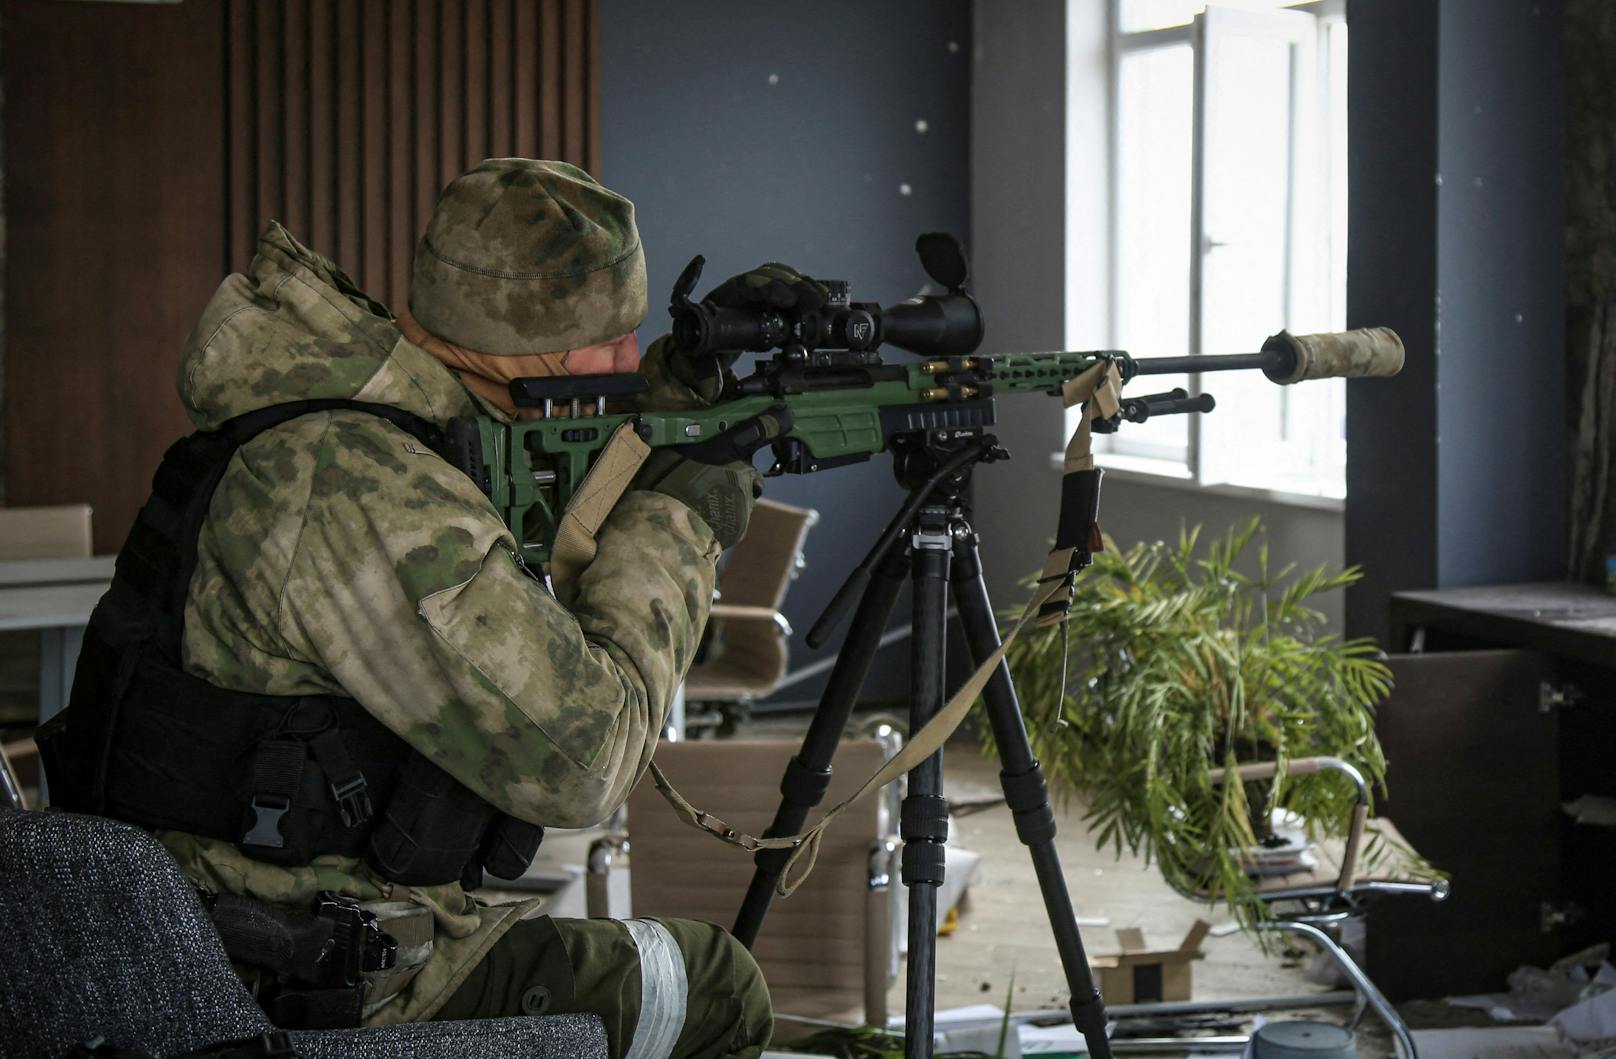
[1088, 0, 1348, 499]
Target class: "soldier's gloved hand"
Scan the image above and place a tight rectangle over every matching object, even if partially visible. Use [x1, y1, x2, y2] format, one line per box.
[633, 406, 792, 549]
[667, 264, 831, 401]
[704, 262, 831, 315]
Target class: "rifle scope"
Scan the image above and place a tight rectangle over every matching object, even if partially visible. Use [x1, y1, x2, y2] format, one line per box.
[669, 233, 986, 361]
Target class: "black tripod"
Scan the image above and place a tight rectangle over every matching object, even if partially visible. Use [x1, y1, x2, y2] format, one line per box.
[730, 431, 1114, 1059]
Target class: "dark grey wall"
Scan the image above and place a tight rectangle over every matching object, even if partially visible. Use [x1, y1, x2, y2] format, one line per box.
[599, 0, 972, 702]
[970, 1, 1072, 604]
[1346, 0, 1566, 642]
[1433, 2, 1566, 587]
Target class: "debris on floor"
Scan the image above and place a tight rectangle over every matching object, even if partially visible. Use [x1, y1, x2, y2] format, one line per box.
[1447, 944, 1615, 1023]
[1409, 1025, 1578, 1059]
[1551, 987, 1616, 1053]
[1561, 794, 1616, 828]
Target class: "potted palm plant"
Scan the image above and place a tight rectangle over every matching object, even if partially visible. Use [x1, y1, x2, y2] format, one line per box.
[1002, 518, 1420, 930]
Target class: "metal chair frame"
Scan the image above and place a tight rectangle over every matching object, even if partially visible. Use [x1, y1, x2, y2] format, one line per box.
[1136, 756, 1448, 1059]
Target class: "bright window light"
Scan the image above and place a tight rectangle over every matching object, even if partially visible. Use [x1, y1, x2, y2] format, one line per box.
[1090, 0, 1348, 500]
[1120, 0, 1328, 33]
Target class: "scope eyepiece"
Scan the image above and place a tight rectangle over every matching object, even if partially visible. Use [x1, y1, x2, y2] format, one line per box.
[671, 301, 791, 355]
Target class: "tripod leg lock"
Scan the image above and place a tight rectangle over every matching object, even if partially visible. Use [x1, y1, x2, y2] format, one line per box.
[899, 794, 950, 886]
[1070, 987, 1114, 1059]
[1001, 764, 1059, 847]
[780, 756, 833, 807]
[901, 841, 947, 885]
[900, 795, 950, 843]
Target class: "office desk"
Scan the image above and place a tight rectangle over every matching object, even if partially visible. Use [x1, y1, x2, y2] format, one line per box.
[1390, 581, 1616, 667]
[1365, 582, 1616, 999]
[0, 556, 113, 722]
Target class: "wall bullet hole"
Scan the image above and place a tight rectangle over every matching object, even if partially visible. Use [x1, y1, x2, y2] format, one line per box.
[915, 119, 929, 133]
[899, 183, 913, 196]
[767, 73, 779, 86]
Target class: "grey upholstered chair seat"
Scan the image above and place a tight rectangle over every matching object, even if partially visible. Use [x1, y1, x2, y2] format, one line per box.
[0, 808, 607, 1058]
[288, 1016, 609, 1057]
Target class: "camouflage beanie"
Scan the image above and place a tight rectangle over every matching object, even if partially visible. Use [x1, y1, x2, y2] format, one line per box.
[410, 158, 648, 355]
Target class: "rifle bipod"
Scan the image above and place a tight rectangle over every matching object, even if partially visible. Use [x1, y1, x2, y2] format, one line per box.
[729, 434, 1114, 1059]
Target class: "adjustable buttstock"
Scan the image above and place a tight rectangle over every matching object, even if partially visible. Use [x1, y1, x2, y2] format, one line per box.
[1261, 327, 1405, 384]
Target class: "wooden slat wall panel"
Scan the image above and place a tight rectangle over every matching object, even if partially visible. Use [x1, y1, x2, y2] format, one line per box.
[465, 1, 487, 166]
[490, 0, 513, 153]
[3, 0, 226, 553]
[226, 0, 600, 307]
[386, 2, 412, 301]
[539, 1, 561, 158]
[4, 0, 598, 554]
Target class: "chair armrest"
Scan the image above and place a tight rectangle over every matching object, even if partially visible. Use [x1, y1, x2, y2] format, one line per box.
[709, 603, 792, 637]
[585, 832, 629, 919]
[1208, 756, 1371, 893]
[865, 836, 899, 1027]
[1, 738, 33, 810]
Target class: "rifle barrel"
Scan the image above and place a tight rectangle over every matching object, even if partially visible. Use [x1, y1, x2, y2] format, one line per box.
[1128, 350, 1282, 377]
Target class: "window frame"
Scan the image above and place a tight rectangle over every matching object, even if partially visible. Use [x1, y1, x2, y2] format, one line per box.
[1088, 0, 1348, 505]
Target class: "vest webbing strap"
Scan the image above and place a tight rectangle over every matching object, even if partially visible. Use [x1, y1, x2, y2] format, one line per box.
[648, 359, 1126, 895]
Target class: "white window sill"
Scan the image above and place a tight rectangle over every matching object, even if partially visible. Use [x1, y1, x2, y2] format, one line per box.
[1048, 450, 1346, 513]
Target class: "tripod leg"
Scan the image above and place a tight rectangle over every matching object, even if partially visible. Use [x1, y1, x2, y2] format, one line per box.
[950, 528, 1115, 1059]
[731, 547, 909, 948]
[901, 506, 953, 1059]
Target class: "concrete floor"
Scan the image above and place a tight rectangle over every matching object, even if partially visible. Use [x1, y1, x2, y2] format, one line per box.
[919, 733, 1396, 1055]
[519, 724, 1410, 1055]
[926, 734, 1309, 1012]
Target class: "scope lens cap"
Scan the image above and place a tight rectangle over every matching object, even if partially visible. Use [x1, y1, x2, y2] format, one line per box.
[916, 233, 968, 290]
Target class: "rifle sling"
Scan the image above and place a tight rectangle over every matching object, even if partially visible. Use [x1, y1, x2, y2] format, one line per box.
[648, 359, 1126, 895]
[549, 420, 652, 600]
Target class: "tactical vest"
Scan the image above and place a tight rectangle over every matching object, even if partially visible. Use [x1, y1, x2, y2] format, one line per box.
[38, 400, 542, 889]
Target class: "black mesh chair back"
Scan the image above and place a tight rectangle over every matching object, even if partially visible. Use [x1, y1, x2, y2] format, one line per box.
[0, 808, 607, 1058]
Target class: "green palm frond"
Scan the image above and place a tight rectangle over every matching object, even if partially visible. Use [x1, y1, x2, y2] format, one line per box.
[995, 520, 1417, 934]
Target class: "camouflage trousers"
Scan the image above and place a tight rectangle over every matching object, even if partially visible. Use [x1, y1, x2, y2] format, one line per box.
[435, 915, 773, 1059]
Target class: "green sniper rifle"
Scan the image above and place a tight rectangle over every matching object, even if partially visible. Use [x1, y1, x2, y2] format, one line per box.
[447, 233, 1403, 572]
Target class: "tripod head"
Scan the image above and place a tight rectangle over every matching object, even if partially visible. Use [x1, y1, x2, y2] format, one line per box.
[807, 433, 1008, 649]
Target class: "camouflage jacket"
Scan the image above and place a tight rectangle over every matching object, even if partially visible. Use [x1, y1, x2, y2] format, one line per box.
[161, 223, 720, 1023]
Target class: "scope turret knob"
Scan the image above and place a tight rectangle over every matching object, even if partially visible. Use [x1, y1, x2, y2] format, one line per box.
[822, 279, 851, 308]
[842, 309, 878, 350]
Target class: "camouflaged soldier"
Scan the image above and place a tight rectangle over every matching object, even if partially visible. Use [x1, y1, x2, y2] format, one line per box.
[39, 159, 827, 1059]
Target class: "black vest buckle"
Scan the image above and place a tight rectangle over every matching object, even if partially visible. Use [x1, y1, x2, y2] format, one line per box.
[307, 725, 373, 830]
[329, 773, 373, 830]
[242, 794, 291, 850]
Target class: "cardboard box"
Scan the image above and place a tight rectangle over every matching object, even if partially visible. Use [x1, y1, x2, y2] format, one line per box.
[1090, 920, 1211, 1004]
